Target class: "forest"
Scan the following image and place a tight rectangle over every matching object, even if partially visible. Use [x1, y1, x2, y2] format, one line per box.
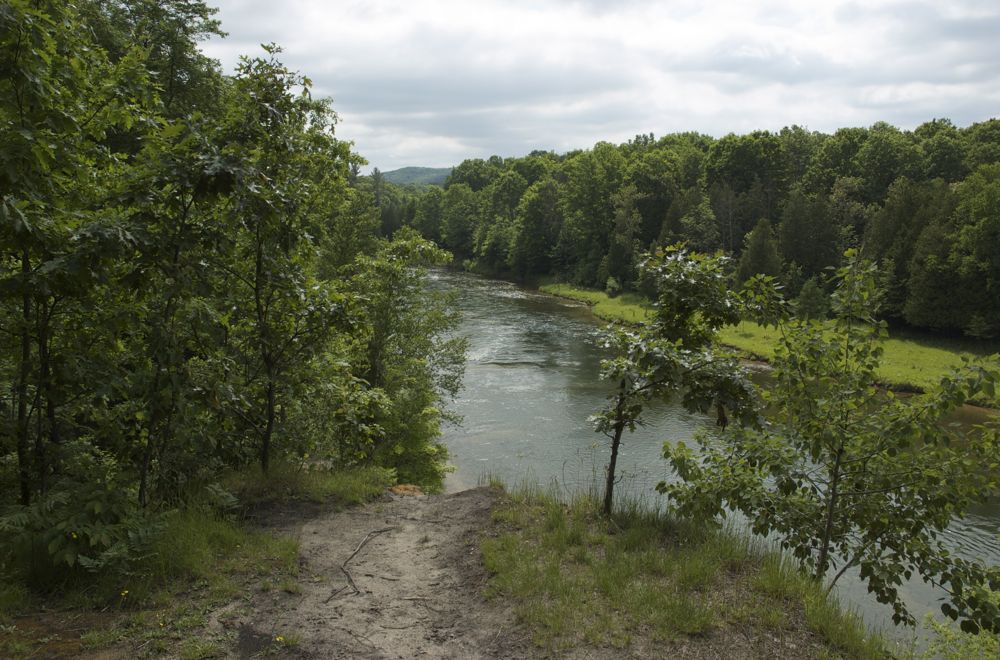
[1, 0, 464, 575]
[374, 118, 1000, 339]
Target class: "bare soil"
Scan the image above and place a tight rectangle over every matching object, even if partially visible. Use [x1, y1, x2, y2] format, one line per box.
[207, 486, 532, 658]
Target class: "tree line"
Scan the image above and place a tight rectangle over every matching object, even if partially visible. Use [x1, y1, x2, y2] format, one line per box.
[380, 120, 1000, 338]
[1, 0, 463, 574]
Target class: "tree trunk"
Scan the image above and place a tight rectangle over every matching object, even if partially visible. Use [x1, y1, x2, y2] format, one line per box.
[16, 250, 32, 505]
[816, 447, 845, 579]
[254, 225, 275, 474]
[261, 372, 275, 473]
[38, 301, 59, 476]
[603, 396, 627, 516]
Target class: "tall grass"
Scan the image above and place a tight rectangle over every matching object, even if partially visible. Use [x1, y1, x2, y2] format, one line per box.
[483, 486, 884, 657]
[221, 461, 396, 506]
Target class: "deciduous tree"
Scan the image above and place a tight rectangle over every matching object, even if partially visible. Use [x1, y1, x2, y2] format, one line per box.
[661, 253, 1000, 630]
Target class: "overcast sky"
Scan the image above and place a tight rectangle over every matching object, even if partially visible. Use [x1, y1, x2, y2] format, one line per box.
[199, 0, 1000, 172]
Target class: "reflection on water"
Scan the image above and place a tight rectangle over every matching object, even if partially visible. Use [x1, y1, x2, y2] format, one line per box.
[433, 269, 999, 642]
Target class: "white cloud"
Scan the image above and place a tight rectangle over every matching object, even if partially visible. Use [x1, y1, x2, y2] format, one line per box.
[200, 0, 1000, 171]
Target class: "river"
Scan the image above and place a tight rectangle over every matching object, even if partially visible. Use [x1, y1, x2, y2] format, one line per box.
[433, 269, 999, 641]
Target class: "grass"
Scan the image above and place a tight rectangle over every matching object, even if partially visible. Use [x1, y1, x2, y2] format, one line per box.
[0, 508, 300, 658]
[540, 282, 1000, 395]
[221, 461, 396, 506]
[482, 486, 885, 658]
[541, 283, 654, 324]
[0, 463, 394, 658]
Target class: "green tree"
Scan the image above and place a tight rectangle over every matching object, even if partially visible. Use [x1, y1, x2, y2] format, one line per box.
[447, 157, 501, 192]
[411, 185, 444, 243]
[962, 119, 1000, 171]
[593, 247, 757, 515]
[904, 217, 964, 331]
[79, 0, 225, 118]
[439, 183, 479, 259]
[803, 127, 868, 193]
[661, 253, 1000, 630]
[827, 176, 872, 250]
[779, 187, 839, 280]
[122, 115, 238, 505]
[626, 148, 681, 247]
[709, 182, 741, 254]
[915, 118, 967, 182]
[779, 125, 824, 184]
[509, 176, 562, 279]
[951, 164, 1000, 337]
[735, 219, 783, 285]
[864, 177, 956, 318]
[794, 276, 828, 320]
[349, 230, 466, 488]
[852, 121, 921, 203]
[1, 0, 150, 504]
[602, 184, 643, 287]
[555, 143, 625, 285]
[705, 131, 787, 219]
[473, 170, 527, 271]
[678, 196, 720, 252]
[220, 47, 353, 473]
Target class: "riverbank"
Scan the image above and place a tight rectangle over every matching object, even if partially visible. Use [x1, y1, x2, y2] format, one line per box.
[485, 486, 887, 658]
[540, 282, 1000, 398]
[0, 481, 885, 658]
[6, 476, 995, 657]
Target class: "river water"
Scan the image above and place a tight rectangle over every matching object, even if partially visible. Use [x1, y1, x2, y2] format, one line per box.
[434, 269, 999, 640]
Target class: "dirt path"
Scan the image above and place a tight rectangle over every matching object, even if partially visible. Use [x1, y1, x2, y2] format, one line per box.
[209, 487, 530, 658]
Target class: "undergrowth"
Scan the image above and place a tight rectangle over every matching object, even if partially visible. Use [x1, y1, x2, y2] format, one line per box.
[0, 463, 394, 657]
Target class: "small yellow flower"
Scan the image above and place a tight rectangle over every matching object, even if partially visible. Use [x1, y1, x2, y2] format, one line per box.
[70, 532, 78, 539]
[120, 589, 129, 598]
[275, 635, 285, 643]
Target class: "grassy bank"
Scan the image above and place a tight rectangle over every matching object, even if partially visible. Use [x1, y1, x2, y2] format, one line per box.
[0, 464, 394, 658]
[483, 487, 886, 658]
[540, 283, 999, 394]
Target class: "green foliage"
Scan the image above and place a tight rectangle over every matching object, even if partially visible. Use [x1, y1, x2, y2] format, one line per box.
[779, 187, 839, 280]
[405, 117, 1000, 339]
[661, 252, 1000, 631]
[509, 176, 562, 278]
[349, 230, 467, 489]
[0, 1, 461, 597]
[923, 610, 1000, 659]
[592, 246, 758, 515]
[795, 277, 829, 320]
[0, 478, 161, 585]
[735, 218, 783, 285]
[439, 182, 479, 258]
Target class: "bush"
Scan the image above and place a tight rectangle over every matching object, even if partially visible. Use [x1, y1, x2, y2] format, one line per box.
[0, 478, 163, 587]
[605, 276, 622, 298]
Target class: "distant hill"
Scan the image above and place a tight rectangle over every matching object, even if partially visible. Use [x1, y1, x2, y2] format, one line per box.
[382, 166, 452, 187]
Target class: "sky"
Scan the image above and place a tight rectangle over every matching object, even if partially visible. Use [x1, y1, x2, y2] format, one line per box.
[199, 0, 1000, 173]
